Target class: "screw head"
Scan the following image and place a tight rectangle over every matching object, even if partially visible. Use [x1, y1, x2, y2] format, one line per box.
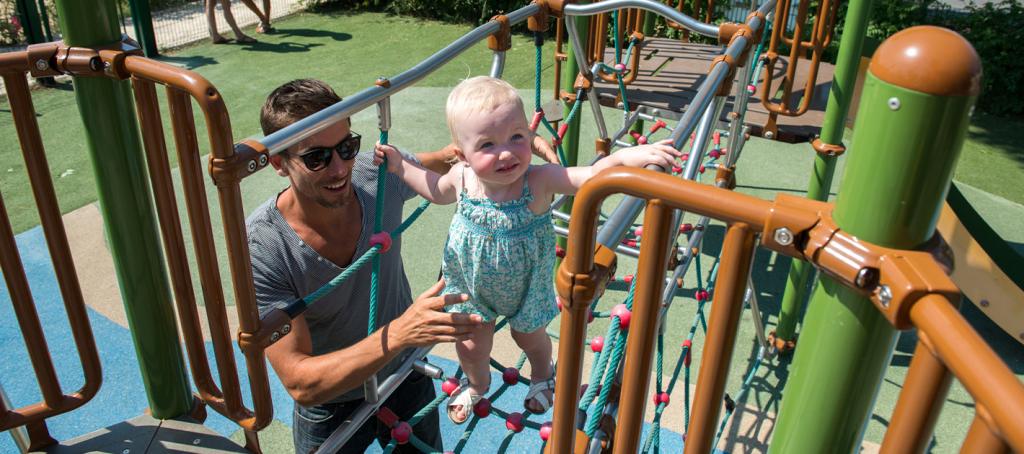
[877, 285, 893, 308]
[281, 324, 291, 335]
[258, 154, 268, 166]
[247, 160, 257, 172]
[193, 438, 201, 445]
[773, 227, 794, 246]
[270, 331, 281, 342]
[887, 97, 901, 110]
[979, 299, 990, 308]
[854, 268, 878, 288]
[764, 131, 775, 139]
[35, 59, 48, 71]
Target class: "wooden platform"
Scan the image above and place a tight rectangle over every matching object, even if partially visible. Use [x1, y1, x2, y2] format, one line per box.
[592, 38, 835, 143]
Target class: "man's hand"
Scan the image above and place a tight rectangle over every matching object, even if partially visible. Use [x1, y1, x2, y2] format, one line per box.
[532, 135, 560, 164]
[388, 279, 481, 349]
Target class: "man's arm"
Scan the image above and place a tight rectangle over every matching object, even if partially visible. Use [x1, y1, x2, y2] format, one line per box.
[264, 280, 479, 407]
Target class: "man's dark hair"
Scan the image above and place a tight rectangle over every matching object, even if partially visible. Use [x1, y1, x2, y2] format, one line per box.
[260, 79, 343, 136]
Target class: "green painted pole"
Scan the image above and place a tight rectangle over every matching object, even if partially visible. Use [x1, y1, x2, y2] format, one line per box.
[14, 0, 45, 44]
[772, 0, 875, 347]
[34, 0, 53, 42]
[54, 0, 192, 418]
[127, 0, 159, 57]
[769, 27, 980, 452]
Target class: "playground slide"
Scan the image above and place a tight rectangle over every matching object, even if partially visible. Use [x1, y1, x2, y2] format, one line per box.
[938, 185, 1024, 346]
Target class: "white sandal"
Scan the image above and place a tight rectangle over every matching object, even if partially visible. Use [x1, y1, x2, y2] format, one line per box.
[524, 377, 556, 413]
[447, 379, 483, 424]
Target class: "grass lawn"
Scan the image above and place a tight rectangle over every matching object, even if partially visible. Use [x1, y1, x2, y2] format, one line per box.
[2, 10, 1020, 235]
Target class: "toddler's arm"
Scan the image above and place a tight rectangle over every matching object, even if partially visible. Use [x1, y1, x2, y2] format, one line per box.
[533, 141, 680, 196]
[374, 143, 458, 204]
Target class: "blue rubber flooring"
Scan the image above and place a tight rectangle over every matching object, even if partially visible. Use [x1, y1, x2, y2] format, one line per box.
[0, 224, 688, 453]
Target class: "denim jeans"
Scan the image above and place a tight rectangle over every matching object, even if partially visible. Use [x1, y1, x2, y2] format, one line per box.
[292, 371, 441, 453]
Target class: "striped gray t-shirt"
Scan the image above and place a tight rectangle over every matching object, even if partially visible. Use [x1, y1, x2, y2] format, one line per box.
[246, 150, 420, 403]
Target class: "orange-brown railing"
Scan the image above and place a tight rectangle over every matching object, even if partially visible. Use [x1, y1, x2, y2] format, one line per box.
[4, 41, 276, 452]
[549, 167, 1024, 453]
[760, 0, 839, 137]
[0, 53, 102, 451]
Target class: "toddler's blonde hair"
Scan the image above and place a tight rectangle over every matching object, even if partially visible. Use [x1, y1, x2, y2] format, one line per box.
[445, 76, 526, 148]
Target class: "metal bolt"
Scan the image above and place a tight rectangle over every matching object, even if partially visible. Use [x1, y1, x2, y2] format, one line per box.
[258, 154, 268, 166]
[247, 160, 257, 172]
[979, 299, 990, 308]
[877, 285, 892, 308]
[270, 331, 281, 342]
[773, 227, 794, 246]
[35, 59, 48, 71]
[764, 131, 775, 139]
[281, 324, 291, 335]
[887, 97, 901, 110]
[854, 268, 878, 289]
[193, 439, 201, 445]
[122, 450, 131, 454]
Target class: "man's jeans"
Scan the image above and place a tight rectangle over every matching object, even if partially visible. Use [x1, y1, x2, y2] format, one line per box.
[293, 371, 441, 453]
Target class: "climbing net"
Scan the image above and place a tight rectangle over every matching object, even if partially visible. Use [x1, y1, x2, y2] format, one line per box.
[272, 5, 775, 454]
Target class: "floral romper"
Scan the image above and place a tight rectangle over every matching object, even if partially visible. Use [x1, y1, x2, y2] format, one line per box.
[442, 164, 559, 333]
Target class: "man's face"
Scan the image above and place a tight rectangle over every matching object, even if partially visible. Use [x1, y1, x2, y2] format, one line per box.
[276, 121, 358, 209]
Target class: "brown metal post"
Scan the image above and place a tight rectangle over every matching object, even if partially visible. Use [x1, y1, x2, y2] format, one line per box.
[611, 200, 674, 454]
[909, 295, 1024, 451]
[684, 223, 757, 454]
[961, 407, 1010, 454]
[879, 332, 952, 453]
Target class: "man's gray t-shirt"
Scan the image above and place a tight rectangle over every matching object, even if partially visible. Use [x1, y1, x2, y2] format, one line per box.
[247, 150, 419, 403]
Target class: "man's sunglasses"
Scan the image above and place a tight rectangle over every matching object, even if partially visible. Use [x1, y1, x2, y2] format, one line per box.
[296, 132, 361, 171]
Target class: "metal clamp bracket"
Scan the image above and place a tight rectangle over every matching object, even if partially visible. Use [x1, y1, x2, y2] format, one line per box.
[211, 139, 271, 187]
[556, 245, 617, 310]
[762, 194, 961, 329]
[488, 15, 512, 52]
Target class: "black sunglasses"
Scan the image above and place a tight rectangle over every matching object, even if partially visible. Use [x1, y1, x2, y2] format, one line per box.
[296, 132, 361, 171]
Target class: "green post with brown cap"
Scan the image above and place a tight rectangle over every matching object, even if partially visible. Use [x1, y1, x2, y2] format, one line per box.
[769, 26, 980, 452]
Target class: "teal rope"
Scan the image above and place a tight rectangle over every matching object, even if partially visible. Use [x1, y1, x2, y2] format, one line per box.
[368, 129, 390, 335]
[712, 355, 765, 445]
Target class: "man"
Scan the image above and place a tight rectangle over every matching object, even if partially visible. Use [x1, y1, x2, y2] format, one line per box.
[247, 79, 555, 453]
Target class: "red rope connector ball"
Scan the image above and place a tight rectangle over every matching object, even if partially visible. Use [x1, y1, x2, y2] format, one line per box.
[680, 223, 694, 233]
[555, 245, 566, 258]
[474, 397, 492, 418]
[682, 339, 693, 366]
[391, 421, 412, 444]
[377, 407, 400, 427]
[442, 378, 460, 396]
[591, 336, 605, 352]
[506, 412, 525, 433]
[369, 232, 393, 253]
[611, 304, 631, 329]
[746, 84, 757, 94]
[539, 421, 553, 441]
[629, 131, 648, 144]
[622, 274, 634, 284]
[713, 131, 721, 146]
[653, 392, 671, 407]
[502, 367, 520, 385]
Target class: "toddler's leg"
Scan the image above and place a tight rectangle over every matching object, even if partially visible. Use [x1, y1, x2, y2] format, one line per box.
[512, 327, 554, 412]
[453, 321, 495, 420]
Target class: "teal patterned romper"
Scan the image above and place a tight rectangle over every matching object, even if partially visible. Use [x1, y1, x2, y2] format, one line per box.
[442, 164, 559, 333]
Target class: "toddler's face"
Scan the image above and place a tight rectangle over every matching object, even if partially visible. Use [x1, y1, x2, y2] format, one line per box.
[453, 103, 533, 186]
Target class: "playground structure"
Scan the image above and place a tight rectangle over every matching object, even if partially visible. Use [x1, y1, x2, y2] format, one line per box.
[0, 0, 1022, 454]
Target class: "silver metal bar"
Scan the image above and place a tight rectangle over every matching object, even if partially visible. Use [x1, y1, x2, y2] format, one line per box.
[564, 13, 594, 79]
[258, 3, 541, 154]
[587, 63, 610, 139]
[1, 383, 30, 453]
[563, 0, 720, 38]
[490, 51, 506, 78]
[317, 346, 433, 453]
[363, 376, 380, 404]
[413, 359, 444, 379]
[376, 95, 391, 132]
[746, 275, 770, 354]
[682, 96, 727, 178]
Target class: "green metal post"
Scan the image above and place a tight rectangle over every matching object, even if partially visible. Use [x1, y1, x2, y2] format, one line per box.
[769, 27, 980, 452]
[772, 0, 875, 347]
[54, 0, 191, 418]
[14, 0, 44, 44]
[34, 0, 53, 42]
[127, 0, 159, 57]
[556, 7, 590, 256]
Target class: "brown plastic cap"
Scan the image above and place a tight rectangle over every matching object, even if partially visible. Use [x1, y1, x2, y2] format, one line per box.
[869, 26, 981, 97]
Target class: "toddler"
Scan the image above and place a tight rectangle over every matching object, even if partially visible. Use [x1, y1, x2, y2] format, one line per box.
[374, 76, 680, 423]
